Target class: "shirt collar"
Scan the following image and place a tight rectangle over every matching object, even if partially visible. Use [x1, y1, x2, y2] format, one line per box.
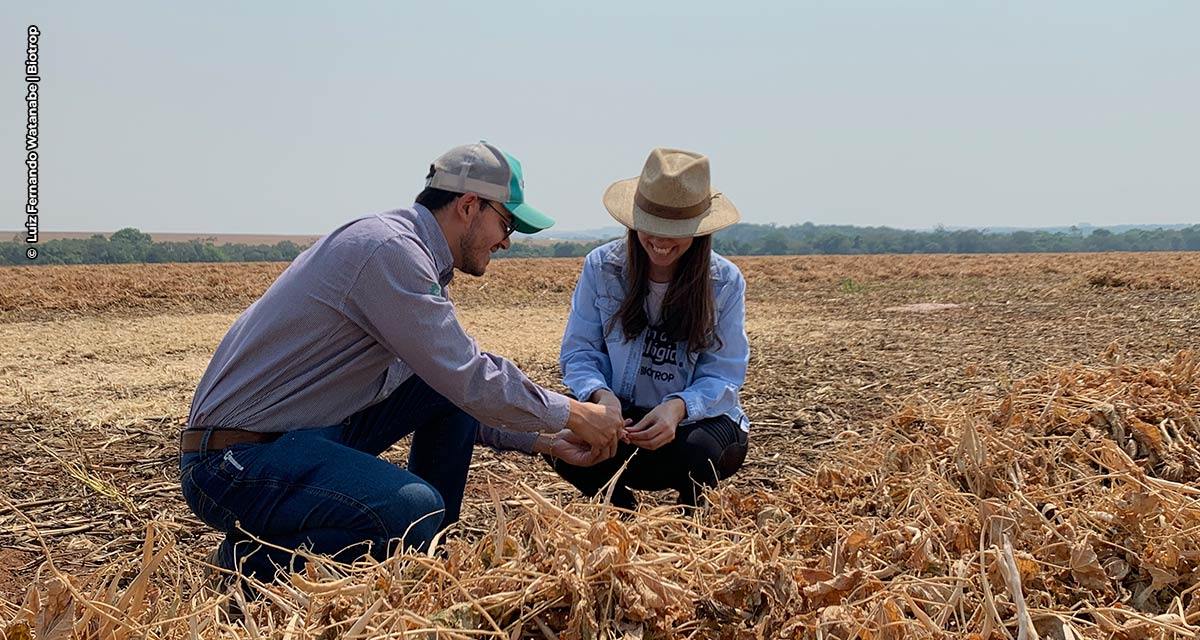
[412, 203, 455, 286]
[602, 238, 627, 269]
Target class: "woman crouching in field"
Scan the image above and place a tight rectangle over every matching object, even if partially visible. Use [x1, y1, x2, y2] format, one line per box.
[551, 148, 750, 510]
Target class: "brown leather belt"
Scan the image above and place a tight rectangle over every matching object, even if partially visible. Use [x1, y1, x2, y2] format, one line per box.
[179, 428, 282, 454]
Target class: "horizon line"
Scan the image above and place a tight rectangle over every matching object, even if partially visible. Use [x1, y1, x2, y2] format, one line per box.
[5, 221, 1195, 239]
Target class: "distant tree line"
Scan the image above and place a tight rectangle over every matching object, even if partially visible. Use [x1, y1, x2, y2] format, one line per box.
[707, 223, 1200, 255]
[3, 229, 306, 265]
[503, 223, 1200, 258]
[494, 239, 609, 259]
[4, 224, 1198, 265]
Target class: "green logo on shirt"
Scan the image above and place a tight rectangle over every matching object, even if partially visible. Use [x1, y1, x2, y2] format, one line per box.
[430, 284, 441, 297]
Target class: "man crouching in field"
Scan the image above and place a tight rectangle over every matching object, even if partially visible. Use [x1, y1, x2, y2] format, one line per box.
[180, 142, 623, 581]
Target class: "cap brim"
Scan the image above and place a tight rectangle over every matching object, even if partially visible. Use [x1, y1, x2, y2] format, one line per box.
[505, 201, 555, 234]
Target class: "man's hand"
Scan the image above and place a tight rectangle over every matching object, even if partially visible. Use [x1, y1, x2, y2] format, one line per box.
[589, 389, 630, 445]
[589, 388, 623, 417]
[566, 398, 624, 460]
[535, 430, 609, 466]
[626, 398, 687, 450]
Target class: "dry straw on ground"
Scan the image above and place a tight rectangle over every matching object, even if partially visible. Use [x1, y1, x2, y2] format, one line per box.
[4, 349, 1198, 639]
[4, 253, 1199, 637]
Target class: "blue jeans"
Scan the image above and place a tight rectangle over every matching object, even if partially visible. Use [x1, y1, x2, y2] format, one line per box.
[179, 376, 479, 581]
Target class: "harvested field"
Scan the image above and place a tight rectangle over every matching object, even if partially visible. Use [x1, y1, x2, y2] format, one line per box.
[1, 253, 1199, 638]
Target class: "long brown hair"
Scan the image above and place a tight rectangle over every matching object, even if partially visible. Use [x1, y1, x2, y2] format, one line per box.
[609, 229, 717, 355]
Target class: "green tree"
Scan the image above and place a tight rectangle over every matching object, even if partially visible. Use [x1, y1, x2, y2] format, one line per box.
[1085, 229, 1117, 251]
[1182, 226, 1200, 251]
[758, 231, 789, 255]
[553, 242, 580, 258]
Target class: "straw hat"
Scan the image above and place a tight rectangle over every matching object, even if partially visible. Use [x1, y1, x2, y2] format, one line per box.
[603, 148, 740, 238]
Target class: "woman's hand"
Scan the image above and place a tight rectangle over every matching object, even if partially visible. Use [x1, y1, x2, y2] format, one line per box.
[626, 398, 687, 450]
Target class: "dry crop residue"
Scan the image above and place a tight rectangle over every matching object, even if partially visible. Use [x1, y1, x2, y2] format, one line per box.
[1, 252, 1199, 637]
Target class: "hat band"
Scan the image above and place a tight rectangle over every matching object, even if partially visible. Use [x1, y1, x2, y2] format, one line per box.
[634, 190, 711, 220]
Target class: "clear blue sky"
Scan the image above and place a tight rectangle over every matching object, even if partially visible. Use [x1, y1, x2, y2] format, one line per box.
[4, 1, 1197, 234]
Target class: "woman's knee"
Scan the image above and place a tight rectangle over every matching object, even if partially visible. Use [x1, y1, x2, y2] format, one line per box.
[677, 436, 745, 483]
[714, 439, 748, 479]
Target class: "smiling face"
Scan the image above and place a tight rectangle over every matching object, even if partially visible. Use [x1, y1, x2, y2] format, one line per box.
[636, 231, 693, 281]
[458, 196, 514, 277]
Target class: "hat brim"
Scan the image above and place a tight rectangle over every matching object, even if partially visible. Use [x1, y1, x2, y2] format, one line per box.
[602, 177, 740, 238]
[504, 201, 555, 234]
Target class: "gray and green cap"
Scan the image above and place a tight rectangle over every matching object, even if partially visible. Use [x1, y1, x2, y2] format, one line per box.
[426, 141, 555, 234]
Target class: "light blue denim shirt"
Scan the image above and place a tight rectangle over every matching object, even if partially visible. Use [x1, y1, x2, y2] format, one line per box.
[560, 239, 750, 431]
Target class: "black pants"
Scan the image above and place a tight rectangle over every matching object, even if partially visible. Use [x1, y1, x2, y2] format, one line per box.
[546, 406, 748, 509]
